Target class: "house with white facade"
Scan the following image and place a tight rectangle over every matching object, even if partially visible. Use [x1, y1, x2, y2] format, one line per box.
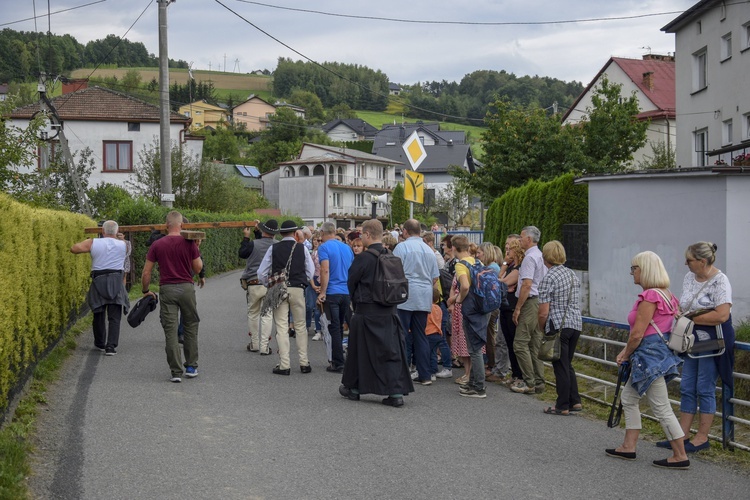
[261, 143, 401, 228]
[562, 54, 676, 168]
[371, 122, 478, 206]
[321, 118, 378, 142]
[9, 83, 202, 190]
[662, 0, 750, 167]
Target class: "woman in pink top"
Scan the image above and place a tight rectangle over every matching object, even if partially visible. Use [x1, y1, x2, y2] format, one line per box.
[605, 251, 689, 469]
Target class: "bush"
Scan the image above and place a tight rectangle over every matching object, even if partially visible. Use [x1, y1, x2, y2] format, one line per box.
[0, 193, 93, 415]
[483, 173, 588, 246]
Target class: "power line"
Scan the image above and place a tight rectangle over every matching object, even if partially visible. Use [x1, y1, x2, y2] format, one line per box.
[234, 0, 684, 26]
[214, 0, 487, 124]
[0, 0, 107, 28]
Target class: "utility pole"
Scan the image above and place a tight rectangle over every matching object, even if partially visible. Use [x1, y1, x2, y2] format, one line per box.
[158, 0, 174, 207]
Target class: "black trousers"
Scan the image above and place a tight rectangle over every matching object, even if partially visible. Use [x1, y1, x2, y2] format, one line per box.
[499, 308, 523, 379]
[552, 328, 582, 411]
[93, 303, 123, 348]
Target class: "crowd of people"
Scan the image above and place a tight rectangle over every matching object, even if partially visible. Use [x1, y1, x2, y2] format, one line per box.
[71, 214, 735, 469]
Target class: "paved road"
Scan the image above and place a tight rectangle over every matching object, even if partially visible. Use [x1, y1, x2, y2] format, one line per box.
[30, 270, 750, 499]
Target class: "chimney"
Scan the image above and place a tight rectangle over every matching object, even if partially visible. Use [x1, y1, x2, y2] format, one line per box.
[642, 72, 654, 90]
[62, 78, 88, 94]
[642, 53, 675, 62]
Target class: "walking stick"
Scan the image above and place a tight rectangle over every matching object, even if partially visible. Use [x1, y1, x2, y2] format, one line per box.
[607, 361, 631, 428]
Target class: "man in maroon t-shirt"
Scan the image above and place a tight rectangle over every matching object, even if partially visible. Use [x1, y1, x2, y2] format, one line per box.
[141, 211, 203, 383]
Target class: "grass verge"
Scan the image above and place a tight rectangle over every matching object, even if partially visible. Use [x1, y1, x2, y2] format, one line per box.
[0, 315, 91, 499]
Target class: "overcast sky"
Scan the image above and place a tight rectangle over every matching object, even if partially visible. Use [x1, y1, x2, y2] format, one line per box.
[4, 0, 696, 85]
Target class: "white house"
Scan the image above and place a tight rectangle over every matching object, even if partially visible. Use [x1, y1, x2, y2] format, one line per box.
[261, 143, 401, 228]
[662, 0, 750, 167]
[321, 118, 378, 142]
[562, 54, 677, 168]
[9, 84, 202, 190]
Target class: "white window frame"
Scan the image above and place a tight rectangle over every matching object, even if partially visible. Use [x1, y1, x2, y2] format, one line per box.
[332, 192, 342, 208]
[355, 193, 365, 207]
[742, 21, 750, 52]
[693, 129, 709, 167]
[722, 119, 733, 145]
[693, 47, 708, 92]
[721, 32, 732, 61]
[743, 112, 750, 141]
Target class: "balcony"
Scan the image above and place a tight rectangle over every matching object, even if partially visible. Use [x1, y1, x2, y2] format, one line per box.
[328, 205, 389, 219]
[328, 175, 395, 191]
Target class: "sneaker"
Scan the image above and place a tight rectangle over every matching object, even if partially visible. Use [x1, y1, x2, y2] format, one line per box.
[104, 346, 116, 356]
[170, 376, 182, 383]
[410, 370, 419, 380]
[435, 368, 453, 379]
[311, 332, 322, 341]
[459, 383, 472, 391]
[418, 379, 432, 386]
[431, 374, 437, 382]
[185, 366, 199, 378]
[510, 381, 535, 394]
[460, 388, 487, 398]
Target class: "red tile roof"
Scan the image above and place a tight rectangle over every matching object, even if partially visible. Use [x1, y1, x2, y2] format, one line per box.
[10, 86, 189, 124]
[562, 57, 675, 122]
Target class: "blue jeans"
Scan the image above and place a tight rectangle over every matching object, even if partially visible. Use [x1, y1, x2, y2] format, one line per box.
[463, 319, 485, 391]
[398, 309, 430, 381]
[305, 283, 321, 331]
[680, 354, 719, 414]
[326, 294, 350, 369]
[427, 333, 451, 374]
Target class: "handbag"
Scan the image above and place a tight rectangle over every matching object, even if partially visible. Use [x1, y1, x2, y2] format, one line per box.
[538, 270, 575, 362]
[650, 288, 693, 354]
[260, 242, 297, 316]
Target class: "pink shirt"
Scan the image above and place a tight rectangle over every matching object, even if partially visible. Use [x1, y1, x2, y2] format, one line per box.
[627, 288, 679, 337]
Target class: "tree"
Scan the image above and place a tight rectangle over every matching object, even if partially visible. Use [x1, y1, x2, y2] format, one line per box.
[432, 180, 471, 228]
[390, 183, 409, 225]
[578, 76, 648, 173]
[325, 103, 358, 121]
[636, 140, 676, 170]
[288, 90, 325, 123]
[0, 98, 44, 194]
[201, 126, 247, 163]
[454, 101, 586, 202]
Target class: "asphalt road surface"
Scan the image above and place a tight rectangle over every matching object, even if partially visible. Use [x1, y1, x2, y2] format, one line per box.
[29, 270, 750, 499]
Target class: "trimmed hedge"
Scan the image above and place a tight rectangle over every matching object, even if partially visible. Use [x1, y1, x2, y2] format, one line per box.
[0, 194, 93, 415]
[483, 174, 588, 246]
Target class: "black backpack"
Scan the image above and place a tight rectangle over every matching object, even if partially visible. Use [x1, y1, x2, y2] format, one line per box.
[366, 247, 409, 306]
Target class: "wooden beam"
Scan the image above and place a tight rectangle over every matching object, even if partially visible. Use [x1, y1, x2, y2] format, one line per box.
[84, 221, 258, 234]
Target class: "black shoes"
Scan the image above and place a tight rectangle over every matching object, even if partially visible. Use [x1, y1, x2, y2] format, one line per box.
[300, 364, 312, 374]
[104, 346, 116, 356]
[605, 449, 636, 460]
[326, 365, 344, 373]
[272, 366, 291, 376]
[260, 349, 272, 356]
[339, 385, 360, 401]
[382, 396, 404, 407]
[653, 458, 690, 469]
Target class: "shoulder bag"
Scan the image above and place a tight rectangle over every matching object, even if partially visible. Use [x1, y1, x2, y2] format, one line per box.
[538, 269, 575, 362]
[261, 242, 297, 316]
[651, 288, 694, 354]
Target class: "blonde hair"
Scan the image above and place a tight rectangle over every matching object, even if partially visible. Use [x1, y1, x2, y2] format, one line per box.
[686, 241, 717, 266]
[632, 251, 670, 289]
[469, 242, 478, 256]
[382, 234, 397, 250]
[506, 238, 525, 266]
[542, 240, 567, 266]
[477, 242, 500, 265]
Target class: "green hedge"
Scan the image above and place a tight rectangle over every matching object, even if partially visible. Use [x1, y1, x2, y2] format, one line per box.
[0, 194, 93, 415]
[483, 173, 588, 246]
[109, 198, 303, 284]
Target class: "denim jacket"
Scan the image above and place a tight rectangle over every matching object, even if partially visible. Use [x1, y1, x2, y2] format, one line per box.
[629, 334, 682, 396]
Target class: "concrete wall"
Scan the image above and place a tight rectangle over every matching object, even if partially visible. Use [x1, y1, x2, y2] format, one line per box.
[262, 169, 280, 208]
[279, 175, 326, 221]
[584, 172, 750, 323]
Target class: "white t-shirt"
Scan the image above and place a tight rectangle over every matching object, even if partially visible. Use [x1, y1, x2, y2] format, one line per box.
[680, 271, 732, 312]
[90, 238, 127, 271]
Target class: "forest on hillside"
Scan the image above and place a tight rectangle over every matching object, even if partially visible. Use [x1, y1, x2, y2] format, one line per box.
[0, 29, 188, 82]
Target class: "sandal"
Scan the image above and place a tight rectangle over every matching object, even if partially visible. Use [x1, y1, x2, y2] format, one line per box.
[543, 406, 570, 416]
[571, 404, 583, 412]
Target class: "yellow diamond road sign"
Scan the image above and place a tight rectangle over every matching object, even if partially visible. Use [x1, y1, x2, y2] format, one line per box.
[402, 131, 427, 170]
[404, 170, 424, 204]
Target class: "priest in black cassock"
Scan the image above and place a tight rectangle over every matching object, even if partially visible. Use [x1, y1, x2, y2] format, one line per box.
[339, 219, 414, 407]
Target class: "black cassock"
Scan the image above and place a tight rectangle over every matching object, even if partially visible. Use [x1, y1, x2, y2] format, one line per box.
[341, 243, 414, 396]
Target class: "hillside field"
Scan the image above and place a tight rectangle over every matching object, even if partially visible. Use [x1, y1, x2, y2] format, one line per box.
[70, 67, 271, 91]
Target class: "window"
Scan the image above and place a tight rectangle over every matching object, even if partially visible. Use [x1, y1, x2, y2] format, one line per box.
[743, 112, 750, 140]
[697, 20, 702, 34]
[722, 119, 733, 145]
[103, 141, 132, 171]
[332, 192, 342, 208]
[377, 166, 387, 179]
[195, 111, 202, 115]
[693, 48, 707, 91]
[284, 167, 295, 177]
[693, 129, 708, 166]
[299, 165, 309, 176]
[128, 122, 140, 132]
[313, 165, 325, 176]
[354, 163, 363, 177]
[355, 193, 365, 207]
[337, 166, 344, 184]
[184, 111, 191, 117]
[721, 33, 732, 61]
[743, 22, 750, 51]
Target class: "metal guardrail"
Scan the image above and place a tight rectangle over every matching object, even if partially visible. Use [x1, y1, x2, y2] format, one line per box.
[433, 231, 484, 245]
[579, 316, 750, 451]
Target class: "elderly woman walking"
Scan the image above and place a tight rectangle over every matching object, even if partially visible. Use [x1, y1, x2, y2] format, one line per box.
[606, 251, 689, 469]
[537, 241, 582, 415]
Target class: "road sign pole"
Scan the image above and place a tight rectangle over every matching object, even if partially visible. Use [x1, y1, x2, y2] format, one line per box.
[409, 202, 413, 219]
